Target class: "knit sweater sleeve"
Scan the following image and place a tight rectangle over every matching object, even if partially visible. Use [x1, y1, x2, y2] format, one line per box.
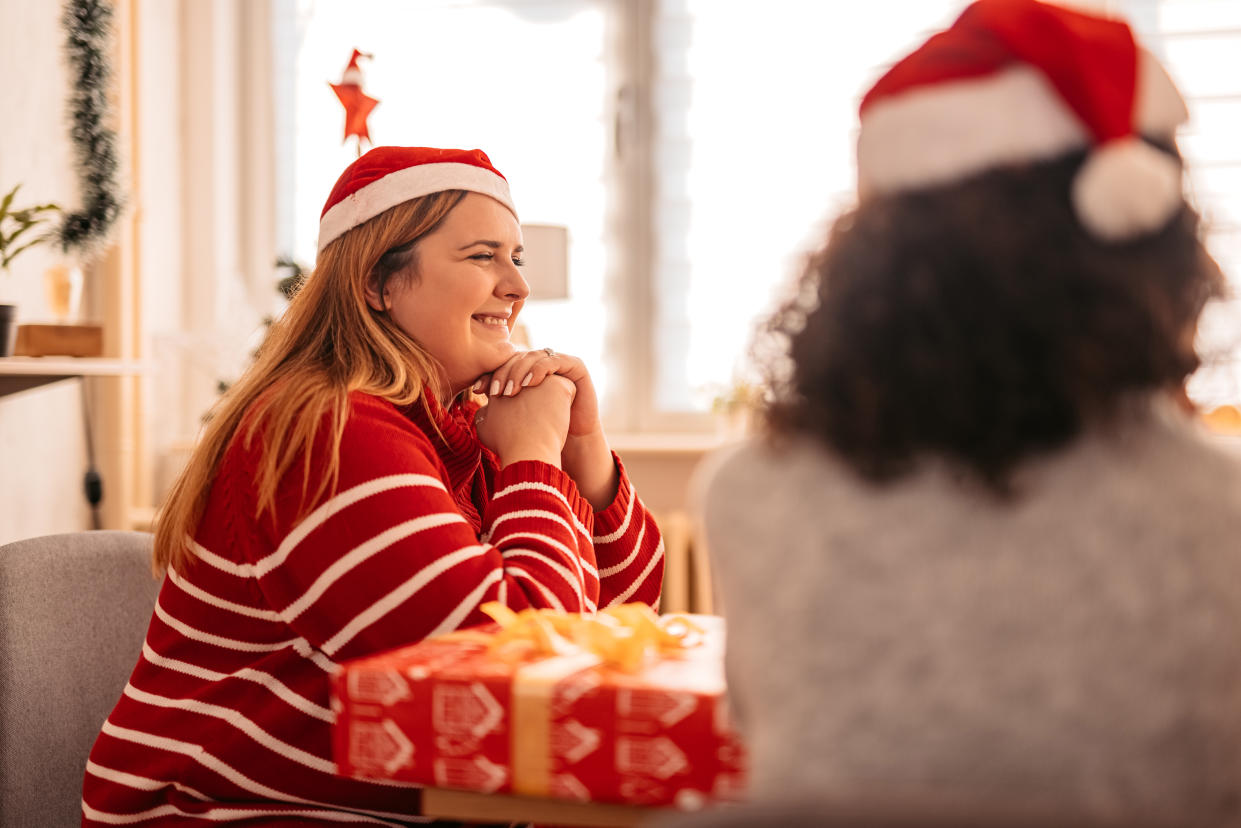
[588, 452, 665, 610]
[232, 393, 596, 663]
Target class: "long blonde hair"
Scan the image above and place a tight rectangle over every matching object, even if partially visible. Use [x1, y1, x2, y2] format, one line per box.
[154, 190, 467, 572]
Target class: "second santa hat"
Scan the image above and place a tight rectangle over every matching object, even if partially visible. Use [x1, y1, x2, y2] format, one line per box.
[856, 0, 1189, 241]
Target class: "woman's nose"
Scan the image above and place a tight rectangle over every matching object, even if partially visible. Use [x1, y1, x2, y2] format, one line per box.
[498, 260, 531, 301]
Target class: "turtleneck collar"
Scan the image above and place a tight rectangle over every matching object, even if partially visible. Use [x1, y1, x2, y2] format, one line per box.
[399, 391, 484, 494]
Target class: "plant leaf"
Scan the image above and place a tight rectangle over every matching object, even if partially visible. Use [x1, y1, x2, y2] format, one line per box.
[0, 186, 61, 267]
[12, 206, 59, 223]
[2, 236, 50, 267]
[4, 221, 42, 248]
[0, 184, 19, 220]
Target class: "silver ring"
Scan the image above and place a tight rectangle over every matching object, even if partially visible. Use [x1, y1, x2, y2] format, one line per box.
[542, 347, 555, 358]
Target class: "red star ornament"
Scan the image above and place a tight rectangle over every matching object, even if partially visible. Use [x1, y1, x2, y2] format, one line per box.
[330, 49, 380, 153]
[331, 83, 379, 146]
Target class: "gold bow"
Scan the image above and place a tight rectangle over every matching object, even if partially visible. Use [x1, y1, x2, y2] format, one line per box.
[446, 602, 704, 673]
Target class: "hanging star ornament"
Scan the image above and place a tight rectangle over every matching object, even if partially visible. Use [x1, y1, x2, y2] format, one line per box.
[330, 49, 380, 157]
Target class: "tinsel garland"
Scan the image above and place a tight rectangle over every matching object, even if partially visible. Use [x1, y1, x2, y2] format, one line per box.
[58, 0, 123, 254]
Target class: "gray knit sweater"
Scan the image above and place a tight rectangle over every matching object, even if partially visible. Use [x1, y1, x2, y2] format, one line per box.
[701, 407, 1241, 825]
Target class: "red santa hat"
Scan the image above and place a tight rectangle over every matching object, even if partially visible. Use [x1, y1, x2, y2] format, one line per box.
[856, 0, 1189, 241]
[339, 49, 371, 86]
[318, 146, 515, 253]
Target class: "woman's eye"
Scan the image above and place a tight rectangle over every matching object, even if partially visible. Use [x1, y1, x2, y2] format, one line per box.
[512, 257, 525, 267]
[469, 252, 493, 261]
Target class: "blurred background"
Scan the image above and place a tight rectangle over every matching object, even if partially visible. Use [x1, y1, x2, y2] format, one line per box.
[1, 0, 1238, 551]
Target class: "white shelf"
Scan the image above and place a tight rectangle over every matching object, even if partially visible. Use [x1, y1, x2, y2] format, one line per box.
[0, 357, 144, 398]
[0, 357, 142, 375]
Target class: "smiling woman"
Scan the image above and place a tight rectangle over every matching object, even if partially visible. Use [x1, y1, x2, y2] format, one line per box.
[365, 192, 530, 394]
[80, 146, 665, 825]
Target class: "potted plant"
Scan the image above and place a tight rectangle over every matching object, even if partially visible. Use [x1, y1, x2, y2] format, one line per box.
[0, 183, 64, 356]
[710, 378, 764, 440]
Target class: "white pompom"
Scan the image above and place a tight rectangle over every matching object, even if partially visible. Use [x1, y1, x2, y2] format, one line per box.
[1071, 136, 1183, 241]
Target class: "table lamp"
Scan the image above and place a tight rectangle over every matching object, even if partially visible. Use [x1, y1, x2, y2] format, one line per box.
[511, 223, 569, 348]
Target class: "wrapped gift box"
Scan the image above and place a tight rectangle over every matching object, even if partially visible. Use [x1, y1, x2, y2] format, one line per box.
[330, 612, 746, 807]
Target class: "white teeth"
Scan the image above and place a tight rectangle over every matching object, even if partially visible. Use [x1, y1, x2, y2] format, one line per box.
[474, 315, 508, 327]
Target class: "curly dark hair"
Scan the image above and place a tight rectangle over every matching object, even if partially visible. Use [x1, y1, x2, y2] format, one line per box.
[759, 143, 1227, 492]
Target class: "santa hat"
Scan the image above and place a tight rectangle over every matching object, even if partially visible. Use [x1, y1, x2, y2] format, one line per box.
[339, 49, 371, 86]
[318, 146, 515, 253]
[856, 0, 1189, 241]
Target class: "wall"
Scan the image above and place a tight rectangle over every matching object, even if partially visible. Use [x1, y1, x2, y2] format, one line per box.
[0, 0, 93, 544]
[0, 0, 188, 545]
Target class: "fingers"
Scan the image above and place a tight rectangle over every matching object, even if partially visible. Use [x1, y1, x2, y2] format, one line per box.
[470, 372, 493, 396]
[475, 372, 575, 461]
[484, 348, 571, 398]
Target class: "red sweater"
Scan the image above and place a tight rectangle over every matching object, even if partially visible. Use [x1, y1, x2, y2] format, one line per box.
[82, 391, 664, 825]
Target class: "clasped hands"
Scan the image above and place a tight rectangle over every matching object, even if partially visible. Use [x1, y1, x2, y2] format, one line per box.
[472, 349, 602, 469]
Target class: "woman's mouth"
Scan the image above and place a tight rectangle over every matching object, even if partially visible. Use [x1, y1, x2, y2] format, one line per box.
[472, 314, 510, 329]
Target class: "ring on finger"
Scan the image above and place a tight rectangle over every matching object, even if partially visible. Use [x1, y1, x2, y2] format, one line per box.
[542, 347, 555, 358]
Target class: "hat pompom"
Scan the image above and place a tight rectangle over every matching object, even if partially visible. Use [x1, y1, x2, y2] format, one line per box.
[1071, 137, 1183, 241]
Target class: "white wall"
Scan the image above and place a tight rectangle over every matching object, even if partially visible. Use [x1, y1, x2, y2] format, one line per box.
[0, 0, 191, 545]
[0, 0, 94, 544]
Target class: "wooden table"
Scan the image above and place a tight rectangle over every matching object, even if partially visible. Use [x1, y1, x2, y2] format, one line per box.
[420, 786, 674, 827]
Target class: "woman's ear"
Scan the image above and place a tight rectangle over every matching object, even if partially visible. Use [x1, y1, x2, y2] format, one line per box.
[364, 273, 387, 312]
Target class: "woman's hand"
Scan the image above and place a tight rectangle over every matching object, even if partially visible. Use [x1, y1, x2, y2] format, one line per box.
[474, 348, 601, 438]
[474, 374, 575, 469]
[474, 350, 617, 510]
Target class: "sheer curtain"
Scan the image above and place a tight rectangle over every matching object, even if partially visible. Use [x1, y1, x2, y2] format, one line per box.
[648, 1, 971, 423]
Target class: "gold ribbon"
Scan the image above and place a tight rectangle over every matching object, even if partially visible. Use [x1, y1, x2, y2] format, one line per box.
[446, 601, 704, 673]
[442, 603, 706, 796]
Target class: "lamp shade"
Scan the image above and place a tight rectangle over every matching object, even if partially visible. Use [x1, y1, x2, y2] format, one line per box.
[519, 223, 569, 300]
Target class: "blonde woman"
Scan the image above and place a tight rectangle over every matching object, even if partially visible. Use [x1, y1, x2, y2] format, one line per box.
[83, 146, 664, 825]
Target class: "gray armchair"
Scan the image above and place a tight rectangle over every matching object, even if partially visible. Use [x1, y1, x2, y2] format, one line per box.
[0, 531, 160, 827]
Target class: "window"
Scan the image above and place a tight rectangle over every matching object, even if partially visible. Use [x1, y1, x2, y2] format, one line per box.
[1117, 0, 1241, 406]
[646, 1, 971, 428]
[274, 0, 1241, 432]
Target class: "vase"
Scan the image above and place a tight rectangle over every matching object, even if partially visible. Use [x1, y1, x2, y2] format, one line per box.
[44, 263, 84, 322]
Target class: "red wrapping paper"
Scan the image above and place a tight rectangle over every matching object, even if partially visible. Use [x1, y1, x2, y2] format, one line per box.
[330, 614, 746, 807]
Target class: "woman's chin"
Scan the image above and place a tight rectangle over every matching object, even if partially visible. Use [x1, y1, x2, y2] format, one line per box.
[490, 341, 518, 364]
[466, 345, 516, 382]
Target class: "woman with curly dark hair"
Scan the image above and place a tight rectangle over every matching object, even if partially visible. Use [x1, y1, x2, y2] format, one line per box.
[702, 1, 1241, 825]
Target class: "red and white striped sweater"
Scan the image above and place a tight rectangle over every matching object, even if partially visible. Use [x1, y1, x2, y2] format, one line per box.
[82, 391, 664, 825]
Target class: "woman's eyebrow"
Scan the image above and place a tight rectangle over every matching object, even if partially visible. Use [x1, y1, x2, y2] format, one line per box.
[457, 240, 524, 253]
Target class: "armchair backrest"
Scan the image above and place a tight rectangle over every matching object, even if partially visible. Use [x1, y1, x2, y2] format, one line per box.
[0, 530, 160, 826]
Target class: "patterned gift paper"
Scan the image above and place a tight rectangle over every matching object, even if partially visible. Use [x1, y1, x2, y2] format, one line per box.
[331, 614, 746, 807]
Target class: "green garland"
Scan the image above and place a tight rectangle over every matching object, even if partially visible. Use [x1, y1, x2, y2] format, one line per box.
[58, 0, 123, 254]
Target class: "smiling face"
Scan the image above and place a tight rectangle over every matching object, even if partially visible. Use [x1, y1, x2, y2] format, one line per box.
[366, 192, 529, 395]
